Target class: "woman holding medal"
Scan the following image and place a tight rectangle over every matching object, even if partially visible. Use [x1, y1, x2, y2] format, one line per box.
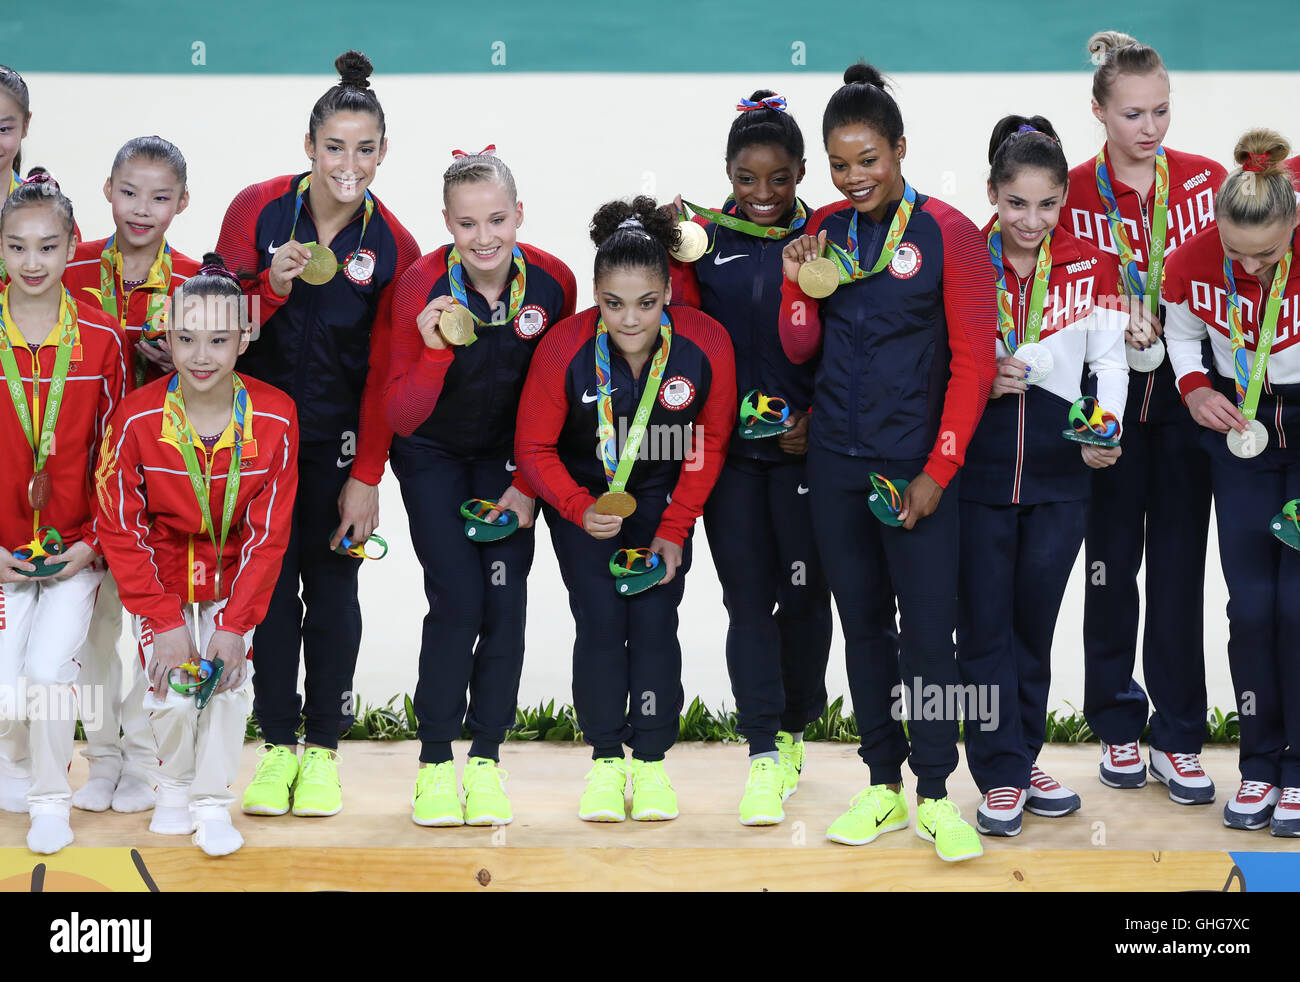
[515, 197, 735, 823]
[778, 63, 997, 862]
[96, 255, 299, 855]
[959, 117, 1128, 837]
[384, 147, 575, 827]
[64, 135, 200, 816]
[1163, 131, 1300, 836]
[215, 51, 420, 819]
[667, 92, 832, 825]
[1066, 31, 1227, 803]
[0, 175, 128, 854]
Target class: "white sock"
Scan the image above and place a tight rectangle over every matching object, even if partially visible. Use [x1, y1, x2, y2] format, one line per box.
[149, 804, 195, 835]
[111, 777, 156, 814]
[193, 806, 243, 857]
[72, 777, 117, 812]
[27, 813, 74, 855]
[0, 776, 32, 813]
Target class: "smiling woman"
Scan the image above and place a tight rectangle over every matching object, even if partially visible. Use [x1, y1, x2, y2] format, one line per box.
[212, 49, 421, 823]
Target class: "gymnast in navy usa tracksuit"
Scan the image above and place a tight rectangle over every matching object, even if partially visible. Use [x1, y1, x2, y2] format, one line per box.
[958, 118, 1128, 839]
[668, 91, 832, 815]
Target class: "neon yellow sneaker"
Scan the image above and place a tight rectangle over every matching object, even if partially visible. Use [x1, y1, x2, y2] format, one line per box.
[412, 762, 463, 827]
[739, 757, 785, 826]
[291, 747, 342, 817]
[463, 757, 513, 826]
[241, 744, 299, 816]
[630, 759, 679, 821]
[775, 731, 804, 800]
[915, 796, 983, 862]
[826, 784, 909, 845]
[579, 757, 628, 823]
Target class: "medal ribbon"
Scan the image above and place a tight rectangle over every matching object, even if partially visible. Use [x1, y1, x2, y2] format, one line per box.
[0, 286, 78, 474]
[678, 197, 807, 242]
[95, 235, 174, 332]
[288, 174, 375, 269]
[823, 182, 917, 285]
[1094, 145, 1169, 313]
[595, 311, 672, 493]
[446, 244, 527, 337]
[165, 373, 248, 600]
[987, 223, 1053, 352]
[1224, 244, 1293, 421]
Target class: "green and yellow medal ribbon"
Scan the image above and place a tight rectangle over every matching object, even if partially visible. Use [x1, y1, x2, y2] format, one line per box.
[445, 244, 527, 345]
[987, 223, 1053, 352]
[288, 174, 375, 270]
[595, 311, 672, 493]
[1225, 243, 1294, 421]
[164, 373, 249, 600]
[1094, 145, 1169, 314]
[823, 181, 917, 286]
[678, 197, 808, 243]
[86, 236, 174, 386]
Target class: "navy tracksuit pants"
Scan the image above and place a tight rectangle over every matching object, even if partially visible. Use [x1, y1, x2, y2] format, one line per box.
[544, 494, 691, 763]
[806, 448, 960, 799]
[703, 455, 832, 754]
[251, 444, 364, 749]
[1203, 431, 1300, 787]
[1082, 415, 1211, 753]
[958, 500, 1088, 792]
[390, 446, 535, 764]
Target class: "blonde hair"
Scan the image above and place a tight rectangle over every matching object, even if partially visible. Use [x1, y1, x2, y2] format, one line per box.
[1088, 30, 1167, 106]
[1215, 128, 1297, 228]
[442, 151, 517, 207]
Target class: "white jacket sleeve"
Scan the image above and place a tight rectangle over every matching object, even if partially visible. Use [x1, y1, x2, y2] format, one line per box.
[1085, 306, 1130, 424]
[1164, 300, 1212, 390]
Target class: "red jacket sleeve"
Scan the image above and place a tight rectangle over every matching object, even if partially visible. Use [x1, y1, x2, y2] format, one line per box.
[924, 202, 998, 488]
[669, 256, 703, 310]
[515, 317, 595, 527]
[214, 178, 291, 329]
[215, 404, 300, 637]
[654, 315, 736, 546]
[94, 409, 187, 633]
[383, 256, 457, 437]
[777, 206, 831, 364]
[81, 321, 130, 551]
[352, 218, 422, 485]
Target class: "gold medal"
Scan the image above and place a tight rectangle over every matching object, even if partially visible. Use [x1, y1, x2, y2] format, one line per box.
[594, 491, 638, 518]
[669, 221, 708, 263]
[439, 304, 478, 346]
[798, 257, 840, 299]
[299, 242, 338, 286]
[27, 469, 51, 511]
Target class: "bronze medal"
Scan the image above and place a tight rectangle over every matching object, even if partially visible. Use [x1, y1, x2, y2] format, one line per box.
[669, 221, 708, 263]
[798, 257, 840, 299]
[439, 304, 478, 346]
[27, 468, 51, 511]
[299, 243, 338, 286]
[594, 491, 637, 518]
[214, 565, 223, 602]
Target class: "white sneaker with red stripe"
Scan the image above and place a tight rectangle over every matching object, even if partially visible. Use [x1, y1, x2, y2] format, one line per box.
[1025, 764, 1081, 817]
[1269, 787, 1300, 837]
[1223, 781, 1280, 831]
[1098, 742, 1147, 789]
[1148, 749, 1215, 805]
[976, 787, 1025, 837]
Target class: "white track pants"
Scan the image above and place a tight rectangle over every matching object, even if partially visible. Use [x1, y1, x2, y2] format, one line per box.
[79, 570, 157, 784]
[133, 601, 253, 812]
[0, 566, 104, 813]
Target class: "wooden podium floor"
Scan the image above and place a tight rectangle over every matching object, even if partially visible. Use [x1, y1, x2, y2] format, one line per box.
[1, 742, 1296, 891]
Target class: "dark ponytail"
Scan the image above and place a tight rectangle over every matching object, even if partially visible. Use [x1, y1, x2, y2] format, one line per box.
[590, 196, 678, 285]
[727, 89, 804, 164]
[308, 50, 386, 143]
[822, 62, 904, 148]
[988, 115, 1068, 191]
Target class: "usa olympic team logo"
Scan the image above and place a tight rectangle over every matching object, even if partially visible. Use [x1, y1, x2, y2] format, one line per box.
[890, 242, 922, 279]
[659, 376, 695, 410]
[515, 304, 548, 339]
[345, 249, 377, 285]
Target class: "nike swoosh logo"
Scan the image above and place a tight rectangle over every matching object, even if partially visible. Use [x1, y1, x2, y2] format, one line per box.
[582, 388, 616, 404]
[336, 457, 353, 469]
[267, 241, 279, 255]
[505, 460, 517, 472]
[875, 805, 897, 827]
[714, 253, 746, 266]
[797, 485, 809, 495]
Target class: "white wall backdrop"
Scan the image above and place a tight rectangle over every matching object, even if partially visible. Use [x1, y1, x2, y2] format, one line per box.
[27, 70, 1300, 716]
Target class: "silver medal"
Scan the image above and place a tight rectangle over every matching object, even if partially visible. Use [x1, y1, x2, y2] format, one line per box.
[1227, 419, 1268, 459]
[1126, 337, 1166, 373]
[1015, 341, 1054, 385]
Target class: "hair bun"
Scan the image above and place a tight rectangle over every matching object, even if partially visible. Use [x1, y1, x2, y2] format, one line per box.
[335, 50, 373, 89]
[843, 62, 887, 90]
[1233, 128, 1290, 173]
[22, 171, 59, 193]
[201, 252, 227, 269]
[1087, 30, 1140, 62]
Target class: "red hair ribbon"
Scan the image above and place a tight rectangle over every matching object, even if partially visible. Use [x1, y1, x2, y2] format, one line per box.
[736, 95, 787, 113]
[451, 144, 497, 159]
[1244, 151, 1272, 173]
